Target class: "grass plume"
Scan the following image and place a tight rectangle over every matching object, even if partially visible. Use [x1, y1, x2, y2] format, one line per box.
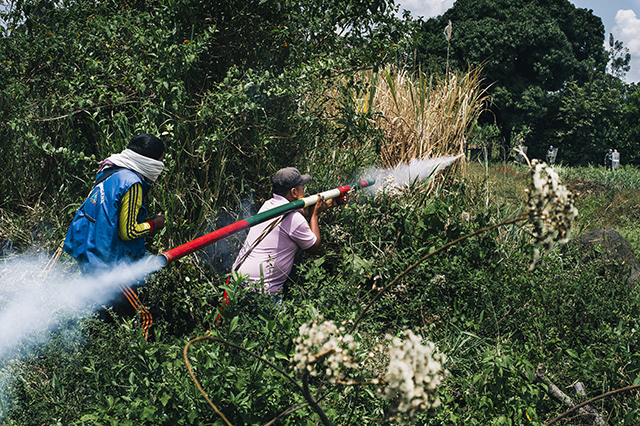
[357, 65, 489, 169]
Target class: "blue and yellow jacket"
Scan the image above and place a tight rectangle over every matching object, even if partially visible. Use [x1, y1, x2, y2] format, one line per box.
[63, 167, 152, 272]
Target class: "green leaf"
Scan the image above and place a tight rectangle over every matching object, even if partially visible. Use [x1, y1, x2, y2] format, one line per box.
[566, 348, 579, 359]
[159, 392, 171, 407]
[140, 405, 157, 421]
[229, 316, 239, 333]
[308, 305, 319, 319]
[245, 340, 259, 351]
[274, 350, 289, 360]
[188, 409, 199, 424]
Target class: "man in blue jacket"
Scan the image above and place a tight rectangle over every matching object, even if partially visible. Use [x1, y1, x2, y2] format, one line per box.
[64, 133, 166, 339]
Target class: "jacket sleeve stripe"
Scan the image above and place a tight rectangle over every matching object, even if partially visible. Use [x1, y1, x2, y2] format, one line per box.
[118, 183, 151, 241]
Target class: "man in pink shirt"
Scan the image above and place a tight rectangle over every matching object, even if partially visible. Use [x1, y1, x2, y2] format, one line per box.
[232, 167, 334, 297]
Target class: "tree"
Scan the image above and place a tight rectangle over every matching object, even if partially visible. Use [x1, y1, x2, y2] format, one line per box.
[607, 33, 631, 79]
[554, 78, 623, 165]
[619, 85, 640, 164]
[412, 0, 608, 156]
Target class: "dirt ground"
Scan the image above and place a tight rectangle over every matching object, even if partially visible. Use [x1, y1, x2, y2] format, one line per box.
[564, 178, 608, 200]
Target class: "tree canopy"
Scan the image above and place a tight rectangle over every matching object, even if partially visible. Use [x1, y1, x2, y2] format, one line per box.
[413, 0, 613, 160]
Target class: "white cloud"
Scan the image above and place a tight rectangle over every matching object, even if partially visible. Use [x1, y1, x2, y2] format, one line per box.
[397, 0, 455, 19]
[612, 9, 640, 83]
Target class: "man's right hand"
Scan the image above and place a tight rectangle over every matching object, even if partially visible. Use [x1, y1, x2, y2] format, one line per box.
[151, 214, 166, 231]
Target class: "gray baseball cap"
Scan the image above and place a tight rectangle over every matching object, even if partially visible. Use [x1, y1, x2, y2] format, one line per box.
[272, 167, 311, 193]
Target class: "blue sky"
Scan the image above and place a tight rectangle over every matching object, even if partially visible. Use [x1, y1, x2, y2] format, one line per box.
[399, 0, 640, 83]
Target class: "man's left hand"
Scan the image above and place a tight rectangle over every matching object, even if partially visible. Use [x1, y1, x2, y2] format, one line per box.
[312, 195, 335, 216]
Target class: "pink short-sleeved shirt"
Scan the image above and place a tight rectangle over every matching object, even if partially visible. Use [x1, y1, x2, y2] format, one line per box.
[232, 194, 317, 295]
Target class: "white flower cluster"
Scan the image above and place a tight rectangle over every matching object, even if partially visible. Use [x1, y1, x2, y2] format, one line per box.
[375, 175, 405, 202]
[526, 160, 578, 269]
[383, 330, 445, 419]
[293, 318, 358, 382]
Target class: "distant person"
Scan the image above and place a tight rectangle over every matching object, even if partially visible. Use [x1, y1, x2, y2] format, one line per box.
[546, 145, 554, 164]
[604, 149, 613, 170]
[612, 149, 620, 170]
[232, 167, 335, 302]
[63, 133, 166, 339]
[516, 145, 525, 164]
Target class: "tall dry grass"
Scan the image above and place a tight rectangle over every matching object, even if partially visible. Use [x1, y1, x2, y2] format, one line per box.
[357, 65, 490, 168]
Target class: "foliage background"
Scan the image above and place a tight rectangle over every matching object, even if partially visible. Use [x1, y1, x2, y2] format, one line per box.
[1, 0, 640, 424]
[413, 0, 639, 165]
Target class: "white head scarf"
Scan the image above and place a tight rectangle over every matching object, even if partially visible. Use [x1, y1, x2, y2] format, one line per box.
[100, 149, 164, 182]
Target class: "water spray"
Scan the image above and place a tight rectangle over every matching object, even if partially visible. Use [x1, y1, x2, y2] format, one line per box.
[158, 179, 375, 265]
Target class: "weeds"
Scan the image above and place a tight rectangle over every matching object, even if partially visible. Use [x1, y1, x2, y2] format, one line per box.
[357, 65, 489, 169]
[2, 40, 640, 424]
[3, 161, 640, 425]
[557, 164, 640, 190]
[3, 0, 638, 423]
[174, 160, 586, 425]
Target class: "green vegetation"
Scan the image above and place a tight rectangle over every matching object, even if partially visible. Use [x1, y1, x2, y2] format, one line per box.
[4, 162, 640, 425]
[2, 0, 640, 424]
[414, 0, 639, 164]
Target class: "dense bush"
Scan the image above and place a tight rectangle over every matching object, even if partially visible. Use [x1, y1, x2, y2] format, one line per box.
[4, 165, 640, 425]
[0, 0, 401, 255]
[2, 0, 640, 424]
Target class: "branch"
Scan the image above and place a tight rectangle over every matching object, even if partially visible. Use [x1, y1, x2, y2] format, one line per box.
[533, 364, 574, 407]
[32, 108, 86, 122]
[263, 403, 310, 426]
[301, 373, 333, 426]
[31, 99, 138, 122]
[573, 382, 605, 426]
[183, 336, 234, 426]
[183, 335, 306, 426]
[546, 384, 640, 426]
[531, 364, 605, 426]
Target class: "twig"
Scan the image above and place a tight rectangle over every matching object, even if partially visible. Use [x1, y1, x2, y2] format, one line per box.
[41, 240, 64, 278]
[302, 373, 333, 426]
[263, 403, 311, 426]
[573, 382, 605, 425]
[183, 337, 233, 426]
[532, 364, 605, 425]
[546, 384, 640, 426]
[350, 215, 528, 333]
[334, 378, 380, 386]
[31, 99, 138, 122]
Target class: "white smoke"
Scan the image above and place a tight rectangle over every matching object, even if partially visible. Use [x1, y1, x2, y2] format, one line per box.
[200, 198, 258, 272]
[364, 154, 464, 194]
[0, 254, 165, 419]
[0, 255, 164, 359]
